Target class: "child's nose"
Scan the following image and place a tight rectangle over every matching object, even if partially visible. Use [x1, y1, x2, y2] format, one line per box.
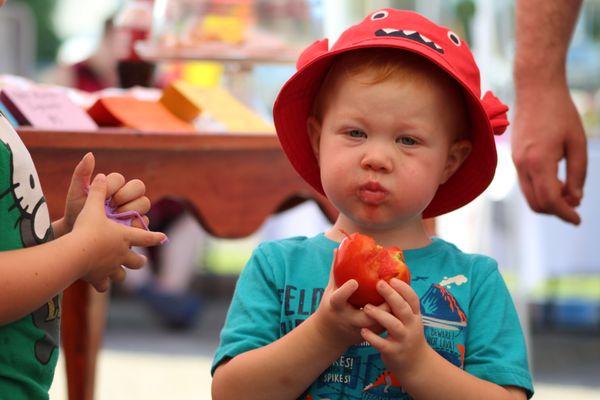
[360, 147, 393, 172]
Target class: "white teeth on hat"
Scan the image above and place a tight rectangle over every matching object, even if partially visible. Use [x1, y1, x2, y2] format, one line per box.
[419, 34, 432, 43]
[378, 28, 444, 53]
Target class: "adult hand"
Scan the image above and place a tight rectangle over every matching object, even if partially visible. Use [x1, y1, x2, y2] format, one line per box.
[512, 83, 587, 225]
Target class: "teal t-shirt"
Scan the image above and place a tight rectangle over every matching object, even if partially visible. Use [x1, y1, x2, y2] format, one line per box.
[212, 234, 534, 399]
[0, 115, 59, 400]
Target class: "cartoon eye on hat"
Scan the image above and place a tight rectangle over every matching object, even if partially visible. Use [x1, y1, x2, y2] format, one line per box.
[447, 31, 461, 46]
[371, 10, 389, 20]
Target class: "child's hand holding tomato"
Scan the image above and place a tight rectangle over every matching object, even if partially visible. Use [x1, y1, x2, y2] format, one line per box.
[360, 278, 432, 381]
[312, 249, 390, 349]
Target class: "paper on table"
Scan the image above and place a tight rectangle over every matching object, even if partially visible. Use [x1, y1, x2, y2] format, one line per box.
[87, 96, 195, 133]
[0, 88, 98, 130]
[161, 81, 274, 134]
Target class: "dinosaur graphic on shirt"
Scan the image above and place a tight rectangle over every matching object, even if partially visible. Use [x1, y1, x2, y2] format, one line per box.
[363, 370, 403, 393]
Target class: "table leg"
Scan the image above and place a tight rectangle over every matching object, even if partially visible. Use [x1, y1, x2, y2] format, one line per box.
[62, 281, 89, 400]
[62, 282, 108, 400]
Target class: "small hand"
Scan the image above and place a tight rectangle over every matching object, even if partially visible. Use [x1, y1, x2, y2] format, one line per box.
[313, 249, 389, 347]
[361, 279, 429, 378]
[63, 153, 152, 233]
[73, 173, 166, 292]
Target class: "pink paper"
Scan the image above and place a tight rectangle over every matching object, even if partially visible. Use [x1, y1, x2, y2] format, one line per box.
[0, 88, 97, 130]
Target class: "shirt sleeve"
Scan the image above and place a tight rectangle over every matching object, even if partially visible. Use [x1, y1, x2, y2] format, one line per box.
[211, 244, 281, 375]
[464, 258, 534, 398]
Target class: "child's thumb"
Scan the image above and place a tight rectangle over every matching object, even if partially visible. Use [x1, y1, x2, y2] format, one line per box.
[85, 173, 107, 207]
[72, 152, 95, 188]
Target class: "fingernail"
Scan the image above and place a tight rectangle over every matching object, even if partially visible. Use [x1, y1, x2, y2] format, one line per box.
[364, 304, 373, 311]
[377, 280, 386, 290]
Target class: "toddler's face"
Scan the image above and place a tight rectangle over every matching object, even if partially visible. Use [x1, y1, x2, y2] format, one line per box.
[309, 71, 470, 231]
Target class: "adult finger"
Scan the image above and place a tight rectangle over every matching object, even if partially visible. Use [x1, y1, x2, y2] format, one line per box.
[105, 172, 126, 199]
[564, 130, 587, 206]
[531, 171, 580, 225]
[329, 279, 358, 311]
[111, 179, 146, 207]
[516, 171, 540, 213]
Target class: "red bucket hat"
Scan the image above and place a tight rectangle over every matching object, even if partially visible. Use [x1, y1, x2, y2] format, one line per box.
[273, 9, 509, 218]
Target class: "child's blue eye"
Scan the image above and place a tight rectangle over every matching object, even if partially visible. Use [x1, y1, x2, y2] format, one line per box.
[397, 136, 417, 145]
[348, 129, 366, 138]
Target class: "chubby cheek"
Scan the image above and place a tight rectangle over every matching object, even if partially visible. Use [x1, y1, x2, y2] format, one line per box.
[391, 165, 442, 213]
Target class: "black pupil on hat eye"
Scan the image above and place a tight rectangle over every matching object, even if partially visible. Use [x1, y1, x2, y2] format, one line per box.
[450, 33, 460, 45]
[373, 12, 385, 19]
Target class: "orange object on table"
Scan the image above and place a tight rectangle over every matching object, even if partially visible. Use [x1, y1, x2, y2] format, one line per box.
[88, 97, 195, 132]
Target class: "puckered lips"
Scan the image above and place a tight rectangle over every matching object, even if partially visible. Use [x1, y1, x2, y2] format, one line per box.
[358, 181, 389, 205]
[375, 28, 444, 54]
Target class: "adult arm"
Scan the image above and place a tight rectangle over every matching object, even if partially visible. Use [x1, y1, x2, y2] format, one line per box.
[512, 0, 586, 224]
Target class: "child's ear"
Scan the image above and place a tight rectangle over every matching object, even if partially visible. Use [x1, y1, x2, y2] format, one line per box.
[441, 139, 472, 184]
[307, 116, 322, 163]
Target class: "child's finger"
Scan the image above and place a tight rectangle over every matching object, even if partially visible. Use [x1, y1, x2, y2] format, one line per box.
[377, 280, 414, 323]
[91, 277, 110, 293]
[110, 179, 146, 207]
[113, 196, 151, 216]
[363, 303, 405, 336]
[131, 215, 150, 230]
[105, 172, 126, 199]
[121, 250, 148, 270]
[329, 279, 358, 311]
[360, 328, 388, 353]
[71, 152, 95, 191]
[389, 278, 421, 315]
[125, 227, 167, 248]
[110, 267, 127, 283]
[84, 173, 108, 209]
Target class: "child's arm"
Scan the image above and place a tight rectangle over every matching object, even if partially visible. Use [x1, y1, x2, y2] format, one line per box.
[212, 262, 387, 400]
[362, 278, 529, 400]
[0, 173, 166, 325]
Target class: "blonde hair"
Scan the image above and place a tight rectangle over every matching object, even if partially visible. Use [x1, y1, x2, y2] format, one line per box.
[311, 48, 469, 140]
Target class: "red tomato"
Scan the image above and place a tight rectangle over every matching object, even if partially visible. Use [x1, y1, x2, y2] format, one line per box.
[333, 231, 411, 307]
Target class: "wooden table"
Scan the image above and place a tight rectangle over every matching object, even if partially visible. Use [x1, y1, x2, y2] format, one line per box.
[18, 128, 337, 400]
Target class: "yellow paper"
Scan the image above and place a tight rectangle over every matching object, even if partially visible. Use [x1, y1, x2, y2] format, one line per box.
[164, 81, 274, 134]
